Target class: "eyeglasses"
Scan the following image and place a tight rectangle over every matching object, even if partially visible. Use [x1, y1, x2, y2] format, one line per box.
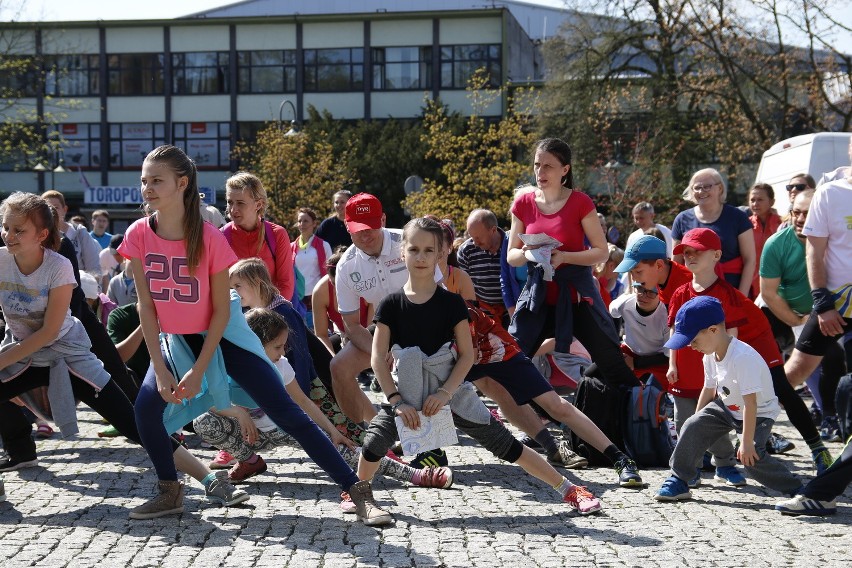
[634, 286, 659, 298]
[691, 183, 718, 192]
[786, 183, 807, 192]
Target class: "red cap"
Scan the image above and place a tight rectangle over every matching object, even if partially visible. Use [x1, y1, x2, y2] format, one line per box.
[345, 193, 383, 232]
[673, 228, 722, 255]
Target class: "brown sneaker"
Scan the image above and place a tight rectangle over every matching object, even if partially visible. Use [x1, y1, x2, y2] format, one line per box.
[348, 479, 393, 526]
[129, 480, 184, 520]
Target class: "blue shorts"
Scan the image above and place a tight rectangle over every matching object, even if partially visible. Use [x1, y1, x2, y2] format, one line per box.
[467, 353, 553, 405]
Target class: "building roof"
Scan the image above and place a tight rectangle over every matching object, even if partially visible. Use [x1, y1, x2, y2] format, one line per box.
[183, 0, 578, 40]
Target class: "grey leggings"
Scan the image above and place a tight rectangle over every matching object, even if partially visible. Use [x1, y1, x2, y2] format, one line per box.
[192, 411, 416, 483]
[361, 409, 522, 463]
[673, 394, 737, 468]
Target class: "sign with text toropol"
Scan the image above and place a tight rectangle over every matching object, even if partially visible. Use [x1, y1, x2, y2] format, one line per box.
[84, 186, 216, 205]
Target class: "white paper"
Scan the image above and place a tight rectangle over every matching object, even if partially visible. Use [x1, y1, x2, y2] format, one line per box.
[394, 406, 458, 455]
[519, 233, 563, 281]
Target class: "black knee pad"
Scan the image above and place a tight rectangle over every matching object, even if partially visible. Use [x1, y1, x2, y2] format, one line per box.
[501, 438, 524, 463]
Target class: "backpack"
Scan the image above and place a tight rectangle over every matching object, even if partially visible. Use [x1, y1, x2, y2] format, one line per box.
[622, 373, 675, 467]
[570, 372, 626, 466]
[836, 373, 852, 443]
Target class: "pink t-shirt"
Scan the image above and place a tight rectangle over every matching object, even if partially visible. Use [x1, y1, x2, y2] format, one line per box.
[118, 218, 237, 334]
[511, 189, 596, 252]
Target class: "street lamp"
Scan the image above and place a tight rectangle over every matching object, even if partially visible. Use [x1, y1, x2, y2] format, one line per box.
[278, 99, 299, 136]
[33, 155, 67, 190]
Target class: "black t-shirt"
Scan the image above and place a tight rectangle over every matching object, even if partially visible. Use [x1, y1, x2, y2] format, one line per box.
[315, 216, 352, 250]
[374, 286, 469, 356]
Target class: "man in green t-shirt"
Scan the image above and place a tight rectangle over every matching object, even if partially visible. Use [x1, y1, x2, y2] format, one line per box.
[759, 189, 844, 442]
[106, 303, 150, 386]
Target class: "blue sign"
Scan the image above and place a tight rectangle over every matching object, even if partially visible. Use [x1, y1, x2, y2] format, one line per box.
[84, 186, 216, 205]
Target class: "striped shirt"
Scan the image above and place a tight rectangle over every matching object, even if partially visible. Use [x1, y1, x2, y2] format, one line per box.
[456, 229, 506, 305]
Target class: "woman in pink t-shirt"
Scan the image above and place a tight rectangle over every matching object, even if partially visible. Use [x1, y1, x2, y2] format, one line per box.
[507, 138, 640, 391]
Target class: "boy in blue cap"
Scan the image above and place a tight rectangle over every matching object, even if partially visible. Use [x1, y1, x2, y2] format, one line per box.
[655, 296, 803, 501]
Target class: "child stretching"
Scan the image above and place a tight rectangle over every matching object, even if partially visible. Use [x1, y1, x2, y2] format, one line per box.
[192, 309, 452, 494]
[352, 217, 603, 526]
[121, 145, 371, 519]
[0, 192, 221, 515]
[655, 297, 802, 501]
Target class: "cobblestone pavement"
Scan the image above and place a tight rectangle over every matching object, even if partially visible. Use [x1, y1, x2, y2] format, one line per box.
[1, 399, 850, 568]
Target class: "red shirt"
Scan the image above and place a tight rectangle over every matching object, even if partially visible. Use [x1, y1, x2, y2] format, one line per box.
[511, 189, 596, 304]
[751, 212, 782, 297]
[223, 221, 294, 300]
[659, 261, 693, 305]
[667, 277, 783, 398]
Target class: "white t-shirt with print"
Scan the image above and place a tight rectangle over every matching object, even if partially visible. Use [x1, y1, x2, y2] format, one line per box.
[609, 293, 669, 356]
[702, 337, 780, 421]
[802, 179, 852, 294]
[248, 356, 296, 432]
[0, 247, 77, 342]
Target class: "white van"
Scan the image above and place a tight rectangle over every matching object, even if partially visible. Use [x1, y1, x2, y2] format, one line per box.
[754, 132, 852, 214]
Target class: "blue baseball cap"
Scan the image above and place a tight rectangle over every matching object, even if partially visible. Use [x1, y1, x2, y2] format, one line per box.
[614, 236, 668, 273]
[665, 296, 726, 350]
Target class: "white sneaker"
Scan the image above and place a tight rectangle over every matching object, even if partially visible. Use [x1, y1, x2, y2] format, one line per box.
[775, 494, 836, 516]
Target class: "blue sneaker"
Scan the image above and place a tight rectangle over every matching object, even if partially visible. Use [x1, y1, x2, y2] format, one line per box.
[700, 452, 714, 472]
[812, 449, 833, 476]
[654, 476, 692, 501]
[687, 471, 702, 489]
[714, 466, 747, 487]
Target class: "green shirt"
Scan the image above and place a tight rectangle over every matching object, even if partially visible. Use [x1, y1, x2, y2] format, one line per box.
[107, 303, 150, 381]
[759, 226, 811, 315]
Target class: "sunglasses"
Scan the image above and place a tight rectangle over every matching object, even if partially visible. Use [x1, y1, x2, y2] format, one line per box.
[633, 286, 659, 298]
[786, 183, 807, 191]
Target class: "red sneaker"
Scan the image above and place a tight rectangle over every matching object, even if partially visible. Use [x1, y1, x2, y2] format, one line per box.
[227, 456, 267, 483]
[209, 450, 237, 469]
[412, 466, 454, 489]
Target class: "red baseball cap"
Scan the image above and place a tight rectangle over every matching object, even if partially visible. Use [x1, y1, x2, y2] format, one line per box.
[673, 228, 722, 255]
[345, 193, 383, 232]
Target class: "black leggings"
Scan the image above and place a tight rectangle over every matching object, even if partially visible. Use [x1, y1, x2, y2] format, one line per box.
[521, 302, 640, 389]
[0, 366, 151, 460]
[802, 435, 852, 501]
[770, 365, 821, 445]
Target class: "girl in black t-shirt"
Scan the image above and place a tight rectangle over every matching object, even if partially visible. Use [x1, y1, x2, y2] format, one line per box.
[348, 217, 603, 527]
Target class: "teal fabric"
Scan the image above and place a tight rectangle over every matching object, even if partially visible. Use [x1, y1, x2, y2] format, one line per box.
[161, 290, 282, 433]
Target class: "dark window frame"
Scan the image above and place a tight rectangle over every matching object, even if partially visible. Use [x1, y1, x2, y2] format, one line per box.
[172, 122, 231, 169]
[237, 50, 297, 94]
[172, 51, 230, 95]
[107, 53, 165, 96]
[440, 44, 502, 89]
[108, 123, 166, 169]
[371, 46, 432, 91]
[43, 54, 100, 97]
[303, 47, 364, 92]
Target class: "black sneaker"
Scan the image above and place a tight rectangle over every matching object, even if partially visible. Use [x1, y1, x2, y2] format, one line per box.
[411, 449, 448, 469]
[520, 435, 542, 450]
[614, 457, 643, 488]
[369, 376, 382, 393]
[0, 457, 38, 472]
[766, 432, 795, 455]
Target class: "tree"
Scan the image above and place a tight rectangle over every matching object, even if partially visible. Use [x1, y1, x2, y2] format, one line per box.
[402, 69, 538, 228]
[231, 124, 359, 235]
[540, 0, 852, 196]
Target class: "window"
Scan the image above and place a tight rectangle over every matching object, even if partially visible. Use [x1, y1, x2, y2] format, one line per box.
[172, 52, 230, 95]
[304, 48, 363, 92]
[108, 54, 164, 95]
[109, 123, 165, 168]
[0, 56, 40, 98]
[173, 122, 231, 169]
[238, 50, 297, 93]
[44, 55, 100, 96]
[51, 123, 102, 169]
[372, 47, 432, 90]
[440, 44, 501, 89]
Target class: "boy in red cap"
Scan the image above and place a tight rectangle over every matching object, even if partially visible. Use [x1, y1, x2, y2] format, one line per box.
[667, 228, 832, 481]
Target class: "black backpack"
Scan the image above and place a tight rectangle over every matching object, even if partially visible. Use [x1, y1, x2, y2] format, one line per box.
[622, 373, 676, 467]
[570, 373, 626, 466]
[836, 373, 852, 443]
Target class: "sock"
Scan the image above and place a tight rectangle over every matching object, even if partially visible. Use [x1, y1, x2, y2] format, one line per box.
[246, 454, 260, 464]
[806, 436, 828, 455]
[201, 472, 217, 488]
[603, 444, 626, 465]
[553, 476, 574, 498]
[535, 429, 559, 456]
